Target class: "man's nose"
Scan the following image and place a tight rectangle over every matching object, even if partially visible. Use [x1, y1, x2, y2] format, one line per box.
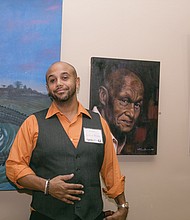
[126, 103, 135, 118]
[56, 78, 62, 86]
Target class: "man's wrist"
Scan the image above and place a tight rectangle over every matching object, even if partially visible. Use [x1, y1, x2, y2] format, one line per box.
[117, 201, 129, 209]
[44, 179, 50, 195]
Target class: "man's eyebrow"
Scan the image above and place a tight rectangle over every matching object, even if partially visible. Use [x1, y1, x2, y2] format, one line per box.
[124, 97, 143, 103]
[134, 97, 144, 102]
[47, 74, 54, 79]
[47, 72, 69, 79]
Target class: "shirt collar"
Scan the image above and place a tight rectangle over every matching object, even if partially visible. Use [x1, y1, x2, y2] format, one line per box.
[45, 101, 91, 119]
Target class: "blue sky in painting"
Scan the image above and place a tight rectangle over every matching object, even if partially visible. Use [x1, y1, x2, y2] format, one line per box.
[0, 0, 62, 93]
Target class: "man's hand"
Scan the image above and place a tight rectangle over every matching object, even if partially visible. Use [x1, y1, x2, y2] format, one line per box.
[48, 174, 84, 204]
[105, 207, 128, 220]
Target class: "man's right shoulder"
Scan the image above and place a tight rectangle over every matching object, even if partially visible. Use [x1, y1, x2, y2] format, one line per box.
[33, 108, 49, 117]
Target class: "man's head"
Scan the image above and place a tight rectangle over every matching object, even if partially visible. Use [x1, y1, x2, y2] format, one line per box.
[46, 61, 80, 104]
[98, 67, 144, 136]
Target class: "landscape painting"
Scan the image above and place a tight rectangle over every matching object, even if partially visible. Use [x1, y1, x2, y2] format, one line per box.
[0, 0, 63, 190]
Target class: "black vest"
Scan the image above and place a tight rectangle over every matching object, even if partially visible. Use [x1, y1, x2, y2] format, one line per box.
[30, 109, 105, 220]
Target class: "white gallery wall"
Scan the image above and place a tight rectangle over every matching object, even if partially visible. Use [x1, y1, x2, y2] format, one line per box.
[1, 0, 190, 219]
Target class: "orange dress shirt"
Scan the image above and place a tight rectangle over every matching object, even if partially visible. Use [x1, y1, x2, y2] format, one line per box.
[6, 102, 125, 199]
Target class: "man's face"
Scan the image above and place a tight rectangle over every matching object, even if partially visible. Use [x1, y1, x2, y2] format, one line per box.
[105, 72, 144, 134]
[46, 62, 79, 103]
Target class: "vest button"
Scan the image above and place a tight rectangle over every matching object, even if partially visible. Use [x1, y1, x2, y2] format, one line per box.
[76, 168, 80, 171]
[76, 206, 81, 209]
[76, 154, 80, 159]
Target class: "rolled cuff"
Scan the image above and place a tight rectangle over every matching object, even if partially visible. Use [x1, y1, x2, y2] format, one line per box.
[103, 175, 125, 199]
[6, 164, 35, 189]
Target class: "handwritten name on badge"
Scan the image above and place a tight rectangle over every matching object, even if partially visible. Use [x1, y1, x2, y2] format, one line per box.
[83, 128, 103, 144]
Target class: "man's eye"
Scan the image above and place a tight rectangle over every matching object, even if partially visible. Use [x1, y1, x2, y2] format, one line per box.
[62, 76, 68, 80]
[134, 102, 142, 110]
[119, 99, 129, 106]
[49, 79, 55, 83]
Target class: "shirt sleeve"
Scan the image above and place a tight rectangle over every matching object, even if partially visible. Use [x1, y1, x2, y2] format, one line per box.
[6, 115, 38, 188]
[100, 116, 125, 199]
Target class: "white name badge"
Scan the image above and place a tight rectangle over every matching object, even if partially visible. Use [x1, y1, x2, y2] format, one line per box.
[83, 127, 103, 144]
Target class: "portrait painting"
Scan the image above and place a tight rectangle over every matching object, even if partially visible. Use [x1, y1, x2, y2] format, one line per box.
[89, 57, 160, 155]
[0, 0, 63, 190]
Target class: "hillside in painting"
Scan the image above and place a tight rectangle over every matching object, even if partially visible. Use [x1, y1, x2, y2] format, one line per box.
[0, 85, 51, 117]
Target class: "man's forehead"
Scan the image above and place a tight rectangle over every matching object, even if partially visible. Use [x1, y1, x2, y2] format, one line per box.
[46, 62, 75, 78]
[110, 72, 144, 91]
[124, 74, 143, 87]
[48, 62, 72, 72]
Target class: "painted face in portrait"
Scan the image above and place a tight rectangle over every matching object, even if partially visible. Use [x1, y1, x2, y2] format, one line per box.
[100, 69, 144, 135]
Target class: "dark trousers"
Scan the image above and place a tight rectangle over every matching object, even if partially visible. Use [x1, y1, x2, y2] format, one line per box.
[30, 211, 104, 220]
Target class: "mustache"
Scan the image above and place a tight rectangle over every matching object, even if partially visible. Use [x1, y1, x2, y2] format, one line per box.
[54, 86, 69, 92]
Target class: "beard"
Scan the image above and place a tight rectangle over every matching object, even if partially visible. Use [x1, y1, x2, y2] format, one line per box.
[48, 86, 76, 103]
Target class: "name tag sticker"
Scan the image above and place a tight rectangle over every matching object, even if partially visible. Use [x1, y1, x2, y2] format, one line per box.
[83, 128, 103, 144]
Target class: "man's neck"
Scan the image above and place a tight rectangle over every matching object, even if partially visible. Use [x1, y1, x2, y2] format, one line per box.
[110, 124, 126, 145]
[54, 98, 79, 122]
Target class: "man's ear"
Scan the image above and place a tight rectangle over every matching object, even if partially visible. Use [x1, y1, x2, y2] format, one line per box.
[76, 77, 80, 94]
[46, 84, 49, 93]
[99, 86, 109, 105]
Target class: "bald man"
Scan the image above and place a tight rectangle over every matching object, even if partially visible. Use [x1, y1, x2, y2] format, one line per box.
[6, 61, 128, 220]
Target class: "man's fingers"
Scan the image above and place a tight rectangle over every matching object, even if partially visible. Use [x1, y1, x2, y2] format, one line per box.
[67, 189, 84, 195]
[49, 174, 84, 203]
[60, 173, 74, 181]
[104, 210, 115, 217]
[61, 193, 83, 204]
[66, 183, 84, 190]
[59, 174, 84, 189]
[62, 197, 75, 205]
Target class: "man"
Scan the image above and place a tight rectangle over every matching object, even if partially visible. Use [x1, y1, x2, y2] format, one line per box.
[6, 61, 128, 220]
[93, 64, 144, 154]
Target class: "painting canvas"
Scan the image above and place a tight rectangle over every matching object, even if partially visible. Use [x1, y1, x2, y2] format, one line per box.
[0, 0, 63, 190]
[90, 57, 160, 155]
